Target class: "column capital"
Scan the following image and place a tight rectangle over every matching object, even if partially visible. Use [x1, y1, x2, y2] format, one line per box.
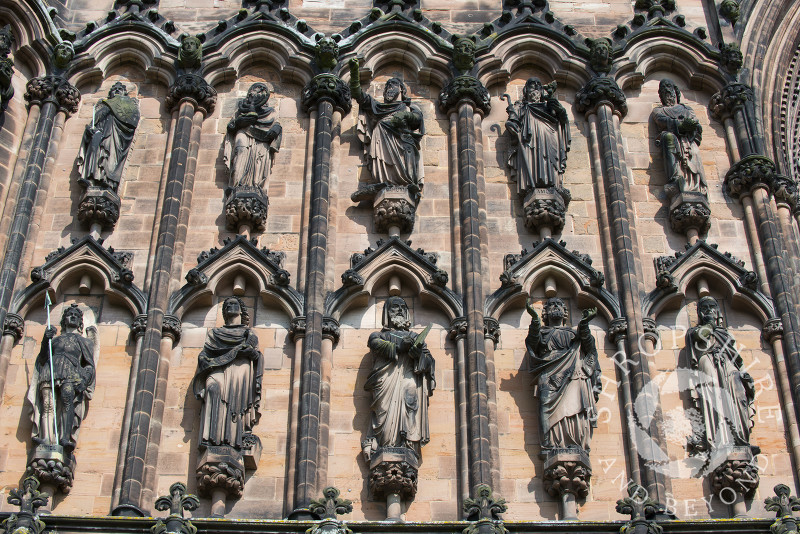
[575, 76, 627, 118]
[165, 74, 217, 115]
[161, 314, 182, 343]
[438, 75, 490, 116]
[301, 73, 351, 115]
[24, 75, 80, 116]
[724, 154, 777, 199]
[3, 312, 23, 342]
[322, 316, 340, 343]
[709, 82, 753, 121]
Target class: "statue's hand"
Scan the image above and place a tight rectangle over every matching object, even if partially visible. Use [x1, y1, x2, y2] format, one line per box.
[44, 326, 57, 339]
[526, 298, 540, 323]
[399, 334, 414, 353]
[580, 307, 598, 324]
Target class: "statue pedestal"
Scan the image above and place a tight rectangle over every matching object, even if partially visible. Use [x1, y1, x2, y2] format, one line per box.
[668, 190, 711, 238]
[368, 447, 419, 521]
[225, 186, 269, 235]
[523, 187, 571, 237]
[242, 433, 262, 469]
[710, 446, 759, 518]
[373, 186, 416, 237]
[77, 187, 121, 234]
[542, 448, 591, 520]
[196, 445, 246, 517]
[27, 444, 75, 501]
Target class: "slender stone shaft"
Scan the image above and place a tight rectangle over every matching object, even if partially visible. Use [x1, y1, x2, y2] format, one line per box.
[114, 77, 215, 516]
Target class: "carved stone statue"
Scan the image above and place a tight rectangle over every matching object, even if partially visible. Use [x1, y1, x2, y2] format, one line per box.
[222, 83, 281, 234]
[686, 297, 755, 451]
[192, 297, 263, 514]
[192, 296, 263, 449]
[77, 82, 140, 192]
[652, 79, 707, 195]
[349, 58, 424, 235]
[686, 296, 759, 513]
[503, 78, 572, 235]
[26, 304, 98, 495]
[526, 297, 599, 519]
[0, 25, 15, 109]
[363, 297, 435, 519]
[526, 297, 600, 452]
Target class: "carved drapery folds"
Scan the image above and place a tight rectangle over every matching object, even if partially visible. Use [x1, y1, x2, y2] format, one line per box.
[652, 79, 710, 238]
[363, 297, 435, 519]
[223, 83, 282, 234]
[525, 298, 600, 519]
[349, 58, 424, 236]
[0, 25, 15, 111]
[192, 297, 262, 515]
[502, 78, 572, 235]
[76, 83, 140, 232]
[25, 304, 98, 496]
[686, 296, 758, 515]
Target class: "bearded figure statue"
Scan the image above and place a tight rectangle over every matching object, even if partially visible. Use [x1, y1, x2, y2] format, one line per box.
[362, 297, 435, 519]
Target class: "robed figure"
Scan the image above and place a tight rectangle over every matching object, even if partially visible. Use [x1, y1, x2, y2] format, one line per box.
[77, 82, 140, 192]
[526, 298, 600, 454]
[224, 83, 282, 192]
[350, 59, 425, 202]
[27, 304, 97, 451]
[652, 78, 707, 195]
[362, 297, 436, 461]
[505, 77, 571, 196]
[686, 297, 755, 452]
[192, 297, 263, 449]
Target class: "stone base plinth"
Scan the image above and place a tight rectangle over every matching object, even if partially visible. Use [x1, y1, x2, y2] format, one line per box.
[523, 187, 571, 235]
[373, 186, 416, 236]
[196, 445, 245, 499]
[668, 190, 711, 236]
[77, 187, 121, 231]
[368, 447, 419, 501]
[543, 448, 591, 520]
[27, 444, 75, 495]
[225, 186, 269, 233]
[711, 446, 759, 507]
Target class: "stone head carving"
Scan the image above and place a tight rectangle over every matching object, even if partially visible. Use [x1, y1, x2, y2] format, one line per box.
[383, 77, 408, 104]
[244, 82, 270, 109]
[658, 78, 681, 106]
[453, 36, 476, 73]
[53, 41, 74, 70]
[383, 296, 411, 331]
[315, 37, 339, 73]
[109, 82, 128, 98]
[523, 77, 545, 103]
[542, 297, 568, 327]
[222, 296, 250, 326]
[587, 37, 612, 74]
[60, 303, 85, 333]
[697, 296, 722, 326]
[178, 34, 202, 70]
[0, 25, 15, 58]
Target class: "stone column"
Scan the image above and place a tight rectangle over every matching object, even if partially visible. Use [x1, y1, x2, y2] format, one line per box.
[439, 75, 494, 496]
[291, 72, 350, 515]
[448, 317, 469, 505]
[576, 76, 670, 505]
[285, 317, 305, 516]
[0, 312, 23, 406]
[113, 74, 216, 516]
[318, 317, 340, 503]
[0, 76, 79, 343]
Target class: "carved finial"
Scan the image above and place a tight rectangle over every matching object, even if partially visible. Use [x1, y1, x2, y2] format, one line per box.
[2, 477, 49, 534]
[152, 483, 199, 534]
[462, 485, 508, 534]
[309, 487, 352, 520]
[766, 484, 800, 518]
[616, 484, 663, 534]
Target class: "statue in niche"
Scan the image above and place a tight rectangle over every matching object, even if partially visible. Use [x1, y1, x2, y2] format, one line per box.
[686, 296, 755, 453]
[504, 77, 571, 194]
[652, 78, 707, 195]
[362, 296, 436, 461]
[525, 297, 600, 454]
[192, 296, 263, 448]
[27, 304, 97, 452]
[77, 82, 140, 193]
[224, 83, 282, 192]
[0, 25, 15, 108]
[349, 59, 425, 205]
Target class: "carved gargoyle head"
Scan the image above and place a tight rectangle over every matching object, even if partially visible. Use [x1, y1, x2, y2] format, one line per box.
[453, 35, 476, 74]
[586, 37, 612, 75]
[177, 34, 203, 70]
[658, 78, 681, 106]
[314, 37, 339, 73]
[53, 41, 74, 70]
[60, 303, 84, 333]
[222, 295, 250, 326]
[383, 296, 411, 331]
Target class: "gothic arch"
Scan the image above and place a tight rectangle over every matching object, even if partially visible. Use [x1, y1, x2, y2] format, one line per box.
[0, 0, 57, 79]
[10, 236, 147, 320]
[325, 237, 462, 322]
[167, 235, 303, 321]
[484, 238, 621, 322]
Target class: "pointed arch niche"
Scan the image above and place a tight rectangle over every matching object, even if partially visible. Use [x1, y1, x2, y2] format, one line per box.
[323, 237, 461, 520]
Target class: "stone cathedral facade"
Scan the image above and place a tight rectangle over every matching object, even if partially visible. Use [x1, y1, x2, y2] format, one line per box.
[1, 0, 800, 532]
